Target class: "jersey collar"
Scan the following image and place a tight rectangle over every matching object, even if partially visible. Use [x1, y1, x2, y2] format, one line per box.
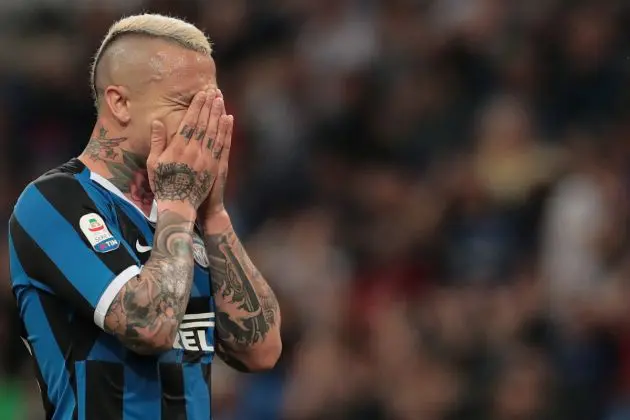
[89, 172, 158, 223]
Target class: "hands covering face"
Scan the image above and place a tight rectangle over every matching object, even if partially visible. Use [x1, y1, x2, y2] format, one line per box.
[146, 89, 233, 212]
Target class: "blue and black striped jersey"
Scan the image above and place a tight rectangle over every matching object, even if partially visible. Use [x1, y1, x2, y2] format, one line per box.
[8, 159, 217, 420]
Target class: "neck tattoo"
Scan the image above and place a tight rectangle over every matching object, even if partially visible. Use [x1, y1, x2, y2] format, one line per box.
[85, 126, 154, 213]
[85, 127, 129, 161]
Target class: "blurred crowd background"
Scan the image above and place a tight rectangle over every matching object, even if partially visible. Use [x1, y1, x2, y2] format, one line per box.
[0, 0, 629, 419]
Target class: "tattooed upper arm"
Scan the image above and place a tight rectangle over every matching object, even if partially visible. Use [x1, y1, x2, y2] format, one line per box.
[103, 210, 196, 354]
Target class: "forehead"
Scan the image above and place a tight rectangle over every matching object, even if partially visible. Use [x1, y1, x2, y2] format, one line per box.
[151, 44, 217, 100]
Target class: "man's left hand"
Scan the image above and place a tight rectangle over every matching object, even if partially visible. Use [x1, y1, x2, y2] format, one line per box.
[198, 92, 233, 225]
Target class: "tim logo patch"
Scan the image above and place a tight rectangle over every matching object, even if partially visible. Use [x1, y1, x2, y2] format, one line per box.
[79, 213, 120, 253]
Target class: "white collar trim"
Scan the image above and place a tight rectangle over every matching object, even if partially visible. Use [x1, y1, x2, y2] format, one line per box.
[90, 172, 158, 223]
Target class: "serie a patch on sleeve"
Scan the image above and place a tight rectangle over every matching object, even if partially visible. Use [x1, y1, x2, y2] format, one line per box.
[79, 213, 121, 253]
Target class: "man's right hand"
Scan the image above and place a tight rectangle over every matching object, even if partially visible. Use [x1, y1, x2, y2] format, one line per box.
[146, 89, 226, 212]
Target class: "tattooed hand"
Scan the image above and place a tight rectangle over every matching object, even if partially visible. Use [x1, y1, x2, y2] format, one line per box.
[199, 92, 234, 220]
[147, 89, 228, 211]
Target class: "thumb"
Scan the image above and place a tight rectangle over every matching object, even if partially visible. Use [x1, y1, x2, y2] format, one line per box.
[149, 120, 167, 157]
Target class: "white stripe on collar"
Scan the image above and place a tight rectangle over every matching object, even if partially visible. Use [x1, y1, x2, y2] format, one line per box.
[90, 172, 158, 223]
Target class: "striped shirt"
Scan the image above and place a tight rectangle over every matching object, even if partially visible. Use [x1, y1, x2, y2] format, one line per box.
[8, 159, 216, 420]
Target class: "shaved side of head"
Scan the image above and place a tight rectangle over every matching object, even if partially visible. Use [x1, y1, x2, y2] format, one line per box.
[91, 14, 213, 109]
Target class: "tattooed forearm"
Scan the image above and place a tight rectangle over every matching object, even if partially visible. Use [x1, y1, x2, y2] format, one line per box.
[104, 210, 195, 354]
[205, 228, 280, 353]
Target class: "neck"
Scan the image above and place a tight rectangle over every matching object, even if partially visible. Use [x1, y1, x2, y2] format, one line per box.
[79, 122, 154, 216]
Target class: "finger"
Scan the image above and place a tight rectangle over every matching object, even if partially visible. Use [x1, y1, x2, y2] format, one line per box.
[216, 117, 233, 198]
[203, 96, 224, 150]
[218, 115, 233, 168]
[149, 120, 167, 158]
[177, 91, 207, 144]
[209, 114, 230, 160]
[194, 89, 216, 143]
[147, 120, 166, 191]
[217, 89, 227, 115]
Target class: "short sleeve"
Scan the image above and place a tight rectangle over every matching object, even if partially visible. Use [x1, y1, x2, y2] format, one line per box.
[9, 175, 140, 330]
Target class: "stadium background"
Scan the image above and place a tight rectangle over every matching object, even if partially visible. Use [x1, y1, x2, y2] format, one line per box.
[0, 0, 629, 419]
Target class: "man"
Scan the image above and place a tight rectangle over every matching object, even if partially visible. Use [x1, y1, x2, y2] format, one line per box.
[8, 14, 282, 420]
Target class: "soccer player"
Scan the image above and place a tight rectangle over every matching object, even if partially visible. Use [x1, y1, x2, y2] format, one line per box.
[8, 14, 281, 419]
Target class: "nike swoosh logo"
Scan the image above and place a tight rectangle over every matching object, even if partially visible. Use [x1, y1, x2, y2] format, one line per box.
[136, 240, 152, 253]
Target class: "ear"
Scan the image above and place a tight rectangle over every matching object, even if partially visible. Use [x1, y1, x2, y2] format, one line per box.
[103, 85, 131, 125]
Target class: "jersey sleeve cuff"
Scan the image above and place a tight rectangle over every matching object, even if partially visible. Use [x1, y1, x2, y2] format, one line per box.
[93, 265, 141, 330]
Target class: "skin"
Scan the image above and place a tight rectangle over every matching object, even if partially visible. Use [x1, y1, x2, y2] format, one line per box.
[78, 35, 281, 369]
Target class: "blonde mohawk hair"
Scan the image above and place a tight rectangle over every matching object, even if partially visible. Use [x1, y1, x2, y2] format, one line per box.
[90, 13, 212, 104]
